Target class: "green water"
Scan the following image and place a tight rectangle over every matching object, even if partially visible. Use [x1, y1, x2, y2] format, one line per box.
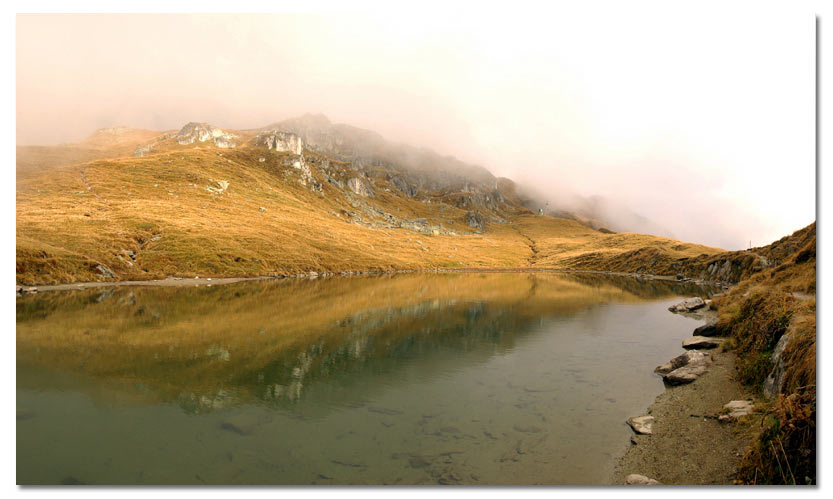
[16, 272, 714, 485]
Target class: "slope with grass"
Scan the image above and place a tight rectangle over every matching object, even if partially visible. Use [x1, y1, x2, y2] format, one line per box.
[712, 223, 816, 484]
[17, 117, 726, 285]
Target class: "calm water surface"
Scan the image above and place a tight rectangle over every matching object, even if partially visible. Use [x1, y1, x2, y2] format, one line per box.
[17, 272, 714, 485]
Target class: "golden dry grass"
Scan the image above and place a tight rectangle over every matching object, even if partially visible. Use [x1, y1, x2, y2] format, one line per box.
[712, 226, 816, 484]
[17, 132, 726, 285]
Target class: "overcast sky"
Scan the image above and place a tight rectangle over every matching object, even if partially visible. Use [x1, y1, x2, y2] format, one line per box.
[16, 5, 816, 250]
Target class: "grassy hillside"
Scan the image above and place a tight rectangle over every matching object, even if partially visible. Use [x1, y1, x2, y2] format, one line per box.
[16, 123, 724, 285]
[710, 223, 816, 484]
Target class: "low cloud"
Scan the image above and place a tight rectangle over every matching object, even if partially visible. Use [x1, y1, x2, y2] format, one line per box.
[16, 7, 816, 249]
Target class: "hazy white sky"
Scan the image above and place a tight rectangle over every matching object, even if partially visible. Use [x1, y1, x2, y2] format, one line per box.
[16, 4, 816, 249]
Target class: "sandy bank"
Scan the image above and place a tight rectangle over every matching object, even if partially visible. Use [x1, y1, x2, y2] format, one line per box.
[612, 339, 760, 484]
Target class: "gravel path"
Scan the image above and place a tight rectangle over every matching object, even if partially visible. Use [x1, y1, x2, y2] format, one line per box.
[612, 348, 759, 485]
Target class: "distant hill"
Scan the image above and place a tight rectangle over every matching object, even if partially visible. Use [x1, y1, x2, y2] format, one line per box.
[17, 115, 728, 285]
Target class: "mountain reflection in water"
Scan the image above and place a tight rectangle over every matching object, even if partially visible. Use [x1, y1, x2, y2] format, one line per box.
[17, 272, 715, 485]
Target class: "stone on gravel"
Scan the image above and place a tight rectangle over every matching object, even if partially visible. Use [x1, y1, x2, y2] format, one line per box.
[625, 474, 661, 485]
[682, 336, 725, 350]
[718, 400, 755, 422]
[627, 416, 654, 435]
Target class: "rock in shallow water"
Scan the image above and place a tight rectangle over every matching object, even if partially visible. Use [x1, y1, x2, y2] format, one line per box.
[668, 297, 705, 313]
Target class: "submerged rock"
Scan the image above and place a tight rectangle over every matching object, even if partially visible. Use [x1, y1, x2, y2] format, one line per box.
[682, 336, 725, 350]
[668, 297, 706, 313]
[625, 474, 661, 485]
[627, 415, 654, 435]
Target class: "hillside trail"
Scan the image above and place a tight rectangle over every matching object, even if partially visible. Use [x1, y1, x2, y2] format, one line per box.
[512, 226, 539, 266]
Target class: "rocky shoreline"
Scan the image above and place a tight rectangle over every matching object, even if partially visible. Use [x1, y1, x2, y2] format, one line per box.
[16, 268, 732, 295]
[612, 297, 759, 485]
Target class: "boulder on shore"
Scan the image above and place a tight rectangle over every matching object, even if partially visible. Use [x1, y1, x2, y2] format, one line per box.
[664, 364, 709, 385]
[692, 322, 720, 337]
[625, 474, 661, 485]
[626, 415, 654, 435]
[682, 336, 726, 350]
[655, 350, 711, 375]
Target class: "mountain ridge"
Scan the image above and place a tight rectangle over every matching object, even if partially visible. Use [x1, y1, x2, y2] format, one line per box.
[17, 116, 734, 285]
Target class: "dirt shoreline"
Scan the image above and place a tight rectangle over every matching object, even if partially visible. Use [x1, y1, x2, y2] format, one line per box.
[16, 268, 730, 294]
[610, 311, 759, 485]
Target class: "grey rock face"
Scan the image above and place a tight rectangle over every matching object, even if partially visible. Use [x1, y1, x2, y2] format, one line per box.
[682, 336, 726, 350]
[254, 131, 304, 155]
[389, 174, 418, 197]
[176, 122, 236, 148]
[95, 264, 115, 279]
[763, 333, 791, 398]
[346, 177, 373, 198]
[465, 211, 486, 231]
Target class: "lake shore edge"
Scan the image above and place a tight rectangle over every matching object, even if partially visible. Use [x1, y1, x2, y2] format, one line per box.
[16, 267, 731, 294]
[610, 302, 758, 485]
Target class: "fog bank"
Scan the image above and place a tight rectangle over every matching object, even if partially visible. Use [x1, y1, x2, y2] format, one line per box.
[16, 5, 816, 249]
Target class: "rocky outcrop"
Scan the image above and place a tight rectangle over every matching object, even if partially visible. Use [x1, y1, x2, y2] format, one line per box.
[95, 264, 115, 279]
[254, 131, 304, 155]
[466, 212, 486, 231]
[388, 174, 418, 197]
[763, 333, 791, 398]
[347, 177, 373, 198]
[176, 122, 237, 148]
